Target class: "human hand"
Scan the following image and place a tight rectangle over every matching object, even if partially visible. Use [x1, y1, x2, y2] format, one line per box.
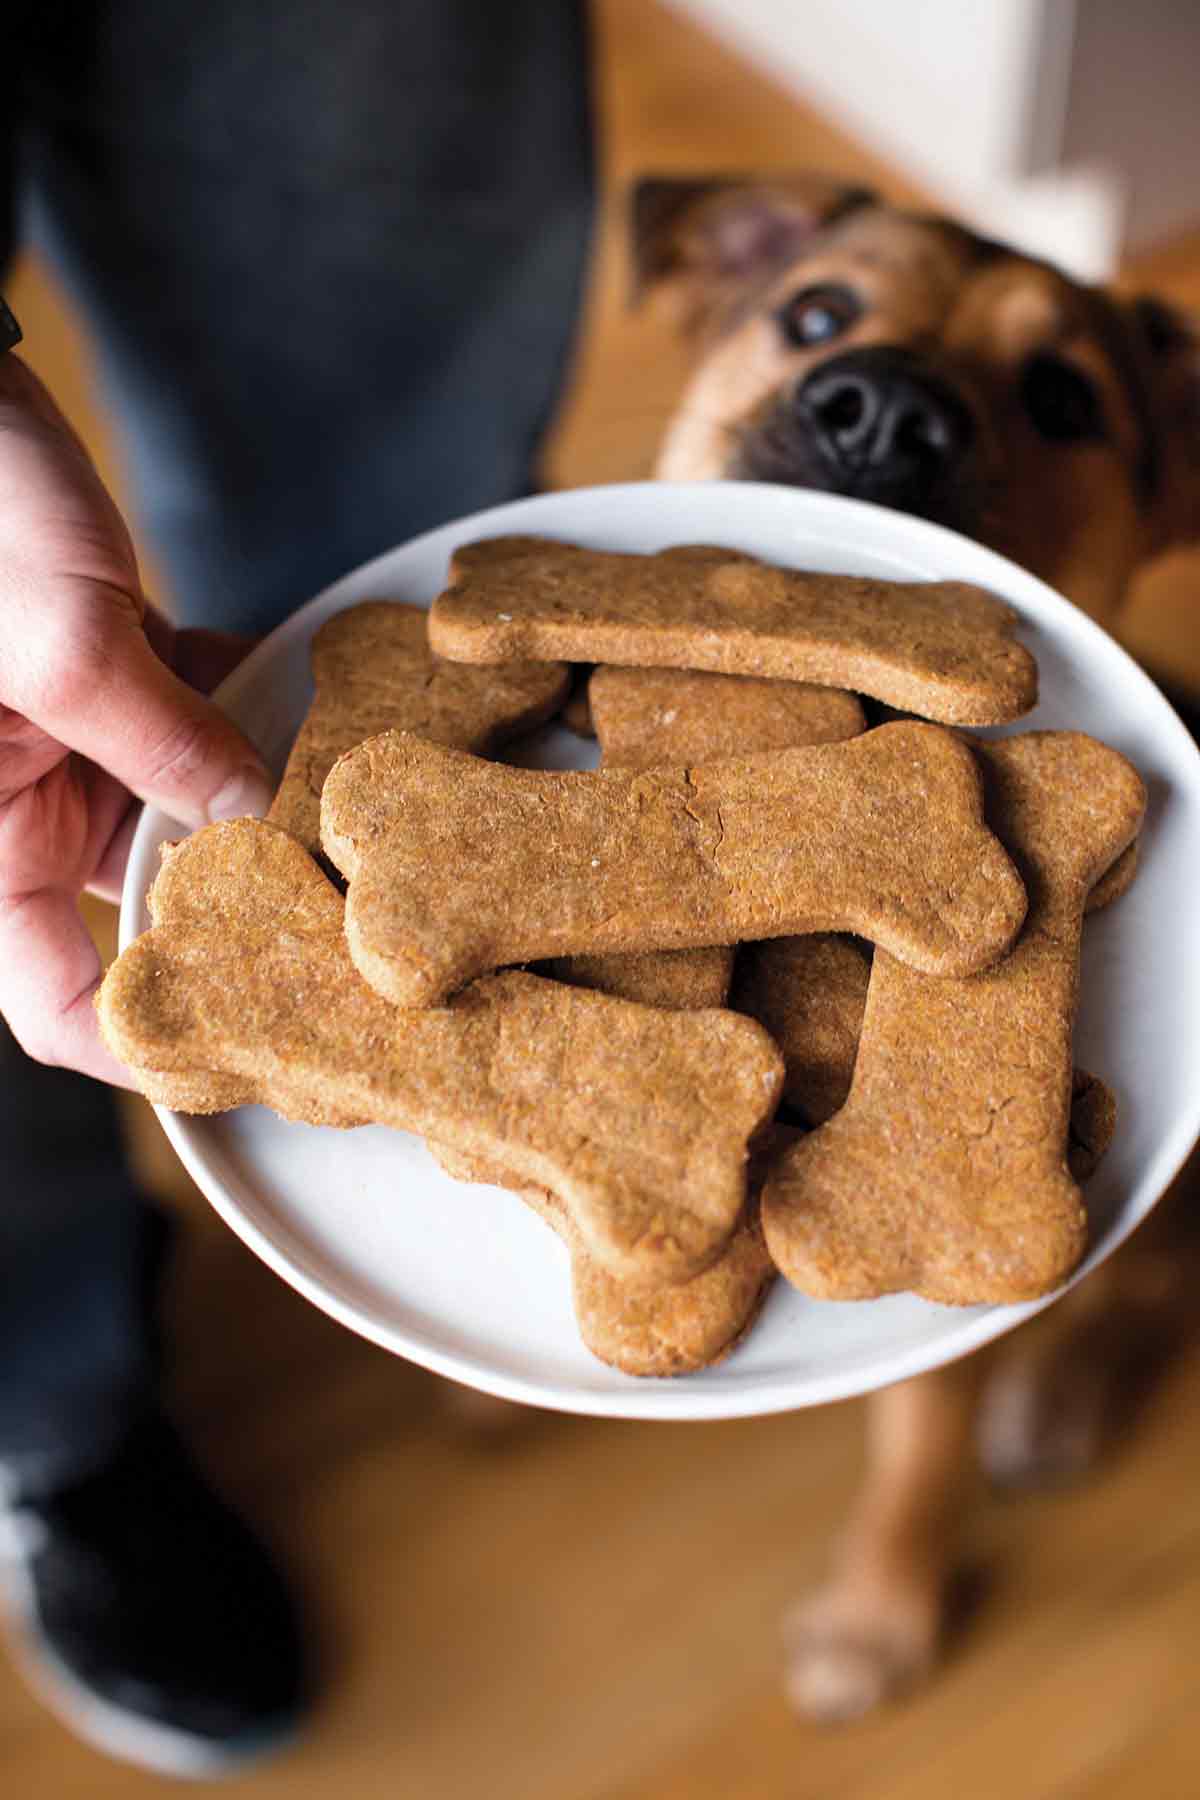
[0, 356, 273, 1082]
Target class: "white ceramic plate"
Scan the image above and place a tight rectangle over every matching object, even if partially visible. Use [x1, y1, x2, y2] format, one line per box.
[120, 482, 1200, 1420]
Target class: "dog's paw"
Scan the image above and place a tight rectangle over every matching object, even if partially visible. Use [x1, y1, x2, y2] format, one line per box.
[782, 1576, 940, 1723]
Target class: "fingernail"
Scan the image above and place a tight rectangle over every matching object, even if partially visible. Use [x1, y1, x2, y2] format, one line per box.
[206, 765, 275, 823]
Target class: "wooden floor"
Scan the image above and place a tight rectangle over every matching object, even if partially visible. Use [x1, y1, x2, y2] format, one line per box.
[5, 3, 1200, 1796]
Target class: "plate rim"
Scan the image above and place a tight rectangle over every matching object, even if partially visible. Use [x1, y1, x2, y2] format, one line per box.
[119, 479, 1200, 1420]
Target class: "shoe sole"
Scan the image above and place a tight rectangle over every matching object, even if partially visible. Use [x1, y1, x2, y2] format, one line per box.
[0, 1542, 301, 1779]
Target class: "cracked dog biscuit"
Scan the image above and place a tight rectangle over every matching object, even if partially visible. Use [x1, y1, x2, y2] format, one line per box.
[321, 721, 1027, 1007]
[428, 537, 1038, 725]
[733, 931, 1121, 1168]
[430, 1127, 796, 1378]
[546, 667, 866, 1011]
[732, 828, 1137, 1125]
[267, 601, 569, 854]
[761, 732, 1146, 1306]
[97, 820, 783, 1283]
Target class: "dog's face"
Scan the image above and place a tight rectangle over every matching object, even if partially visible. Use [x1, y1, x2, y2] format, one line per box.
[636, 178, 1200, 621]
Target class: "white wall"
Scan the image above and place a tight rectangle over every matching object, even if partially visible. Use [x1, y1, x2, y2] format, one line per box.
[670, 0, 1054, 185]
[1060, 0, 1200, 255]
[667, 0, 1200, 276]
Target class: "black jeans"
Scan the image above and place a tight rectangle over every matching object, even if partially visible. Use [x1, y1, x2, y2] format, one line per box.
[1, 0, 593, 1491]
[0, 1026, 170, 1492]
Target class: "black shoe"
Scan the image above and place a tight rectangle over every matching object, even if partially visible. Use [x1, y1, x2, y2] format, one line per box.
[0, 1412, 308, 1777]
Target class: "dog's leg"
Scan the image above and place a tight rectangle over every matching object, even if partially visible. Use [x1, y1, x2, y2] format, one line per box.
[784, 1358, 985, 1722]
[977, 1168, 1200, 1487]
[438, 1382, 532, 1439]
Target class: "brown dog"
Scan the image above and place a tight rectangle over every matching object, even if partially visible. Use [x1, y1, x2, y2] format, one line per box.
[632, 174, 1200, 1720]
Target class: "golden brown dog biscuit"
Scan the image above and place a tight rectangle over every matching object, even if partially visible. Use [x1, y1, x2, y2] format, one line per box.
[539, 947, 733, 1011]
[548, 666, 865, 1011]
[733, 933, 1122, 1154]
[428, 537, 1038, 725]
[267, 601, 569, 854]
[97, 820, 784, 1283]
[320, 721, 1027, 1007]
[430, 1128, 796, 1377]
[731, 934, 872, 1125]
[761, 732, 1146, 1306]
[1067, 1070, 1117, 1184]
[732, 818, 1134, 1125]
[587, 665, 867, 767]
[561, 667, 596, 738]
[1085, 840, 1138, 913]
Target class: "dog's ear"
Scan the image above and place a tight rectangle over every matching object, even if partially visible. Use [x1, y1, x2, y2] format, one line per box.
[629, 174, 874, 330]
[1124, 293, 1200, 551]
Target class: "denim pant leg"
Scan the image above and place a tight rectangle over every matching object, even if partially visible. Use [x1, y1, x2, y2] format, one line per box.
[0, 1022, 166, 1497]
[21, 0, 596, 636]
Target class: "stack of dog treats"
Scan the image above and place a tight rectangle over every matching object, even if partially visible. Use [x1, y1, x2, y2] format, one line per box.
[98, 539, 1145, 1377]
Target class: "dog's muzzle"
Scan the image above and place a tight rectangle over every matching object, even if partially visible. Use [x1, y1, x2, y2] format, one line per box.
[795, 346, 973, 508]
[736, 345, 976, 519]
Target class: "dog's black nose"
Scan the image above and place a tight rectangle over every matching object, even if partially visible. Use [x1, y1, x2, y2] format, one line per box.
[797, 348, 972, 504]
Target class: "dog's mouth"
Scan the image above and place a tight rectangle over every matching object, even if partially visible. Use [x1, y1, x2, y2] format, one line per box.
[728, 346, 981, 533]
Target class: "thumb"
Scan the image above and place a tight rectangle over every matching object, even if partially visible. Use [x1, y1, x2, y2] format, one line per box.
[20, 593, 274, 827]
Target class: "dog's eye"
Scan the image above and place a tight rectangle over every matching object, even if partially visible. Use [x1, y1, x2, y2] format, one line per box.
[779, 284, 861, 349]
[1021, 352, 1105, 443]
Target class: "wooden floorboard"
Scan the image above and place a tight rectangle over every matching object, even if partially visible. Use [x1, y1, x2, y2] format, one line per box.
[5, 2, 1200, 1795]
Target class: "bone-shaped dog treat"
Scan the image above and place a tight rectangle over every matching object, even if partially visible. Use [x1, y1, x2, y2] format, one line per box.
[539, 946, 734, 1011]
[561, 668, 597, 738]
[733, 930, 1120, 1168]
[1067, 1069, 1117, 1184]
[320, 721, 1027, 1007]
[546, 667, 867, 1010]
[761, 732, 1146, 1305]
[731, 934, 873, 1125]
[428, 538, 1038, 725]
[268, 601, 569, 854]
[733, 825, 1137, 1124]
[587, 665, 867, 766]
[430, 1128, 795, 1377]
[1087, 840, 1137, 912]
[96, 821, 784, 1283]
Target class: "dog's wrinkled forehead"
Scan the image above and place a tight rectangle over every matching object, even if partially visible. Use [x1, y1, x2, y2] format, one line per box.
[768, 204, 991, 305]
[760, 208, 1102, 358]
[804, 210, 1089, 350]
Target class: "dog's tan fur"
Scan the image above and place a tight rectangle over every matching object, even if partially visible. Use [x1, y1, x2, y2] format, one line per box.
[635, 175, 1200, 1719]
[641, 177, 1200, 623]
